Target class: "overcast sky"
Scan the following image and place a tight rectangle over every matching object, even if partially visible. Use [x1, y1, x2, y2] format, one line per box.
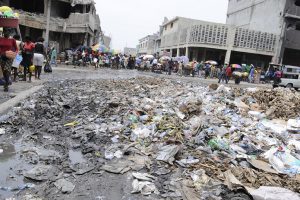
[96, 0, 228, 50]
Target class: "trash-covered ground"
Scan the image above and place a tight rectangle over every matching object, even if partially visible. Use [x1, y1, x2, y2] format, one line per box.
[0, 77, 300, 200]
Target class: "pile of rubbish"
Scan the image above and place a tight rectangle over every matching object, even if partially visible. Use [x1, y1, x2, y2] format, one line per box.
[1, 77, 300, 199]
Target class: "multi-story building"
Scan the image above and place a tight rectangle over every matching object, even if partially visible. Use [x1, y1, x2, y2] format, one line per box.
[227, 0, 300, 66]
[137, 34, 159, 56]
[159, 16, 277, 68]
[103, 35, 111, 48]
[0, 0, 102, 51]
[123, 47, 137, 56]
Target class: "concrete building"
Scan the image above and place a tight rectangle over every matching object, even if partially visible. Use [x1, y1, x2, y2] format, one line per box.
[0, 0, 102, 51]
[103, 35, 111, 48]
[159, 16, 277, 68]
[123, 47, 137, 56]
[137, 34, 159, 56]
[227, 0, 300, 66]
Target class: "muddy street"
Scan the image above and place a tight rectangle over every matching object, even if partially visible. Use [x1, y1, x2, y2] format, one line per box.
[0, 68, 300, 200]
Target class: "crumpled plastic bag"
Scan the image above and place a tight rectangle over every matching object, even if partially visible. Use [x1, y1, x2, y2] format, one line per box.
[250, 186, 300, 200]
[156, 145, 181, 164]
[131, 179, 159, 196]
[264, 147, 300, 174]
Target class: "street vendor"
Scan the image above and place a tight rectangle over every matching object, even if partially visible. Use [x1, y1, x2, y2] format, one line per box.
[0, 28, 18, 92]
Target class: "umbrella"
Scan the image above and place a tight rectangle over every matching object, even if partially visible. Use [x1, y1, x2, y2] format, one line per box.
[205, 60, 218, 65]
[180, 56, 189, 64]
[231, 64, 242, 69]
[143, 55, 154, 60]
[159, 56, 171, 61]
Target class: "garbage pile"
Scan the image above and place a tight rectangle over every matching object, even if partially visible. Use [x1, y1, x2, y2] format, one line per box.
[1, 78, 300, 199]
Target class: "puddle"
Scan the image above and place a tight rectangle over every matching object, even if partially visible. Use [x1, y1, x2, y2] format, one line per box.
[0, 142, 33, 199]
[69, 150, 85, 164]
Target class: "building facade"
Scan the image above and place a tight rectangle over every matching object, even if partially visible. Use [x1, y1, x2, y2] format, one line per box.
[137, 34, 159, 56]
[0, 0, 102, 51]
[159, 17, 277, 68]
[123, 47, 137, 56]
[227, 0, 300, 66]
[103, 35, 111, 48]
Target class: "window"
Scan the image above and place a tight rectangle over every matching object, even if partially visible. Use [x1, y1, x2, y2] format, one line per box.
[171, 23, 173, 28]
[283, 74, 299, 79]
[296, 0, 300, 6]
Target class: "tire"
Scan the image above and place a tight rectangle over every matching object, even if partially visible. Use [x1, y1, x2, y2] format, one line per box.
[286, 83, 293, 89]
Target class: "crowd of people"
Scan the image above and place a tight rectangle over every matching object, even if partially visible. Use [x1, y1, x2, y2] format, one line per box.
[0, 28, 58, 92]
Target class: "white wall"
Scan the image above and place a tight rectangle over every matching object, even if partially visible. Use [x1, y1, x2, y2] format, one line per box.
[227, 0, 286, 34]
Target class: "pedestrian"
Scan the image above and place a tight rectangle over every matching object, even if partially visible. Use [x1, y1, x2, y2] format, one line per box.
[225, 64, 232, 83]
[218, 65, 227, 84]
[21, 36, 35, 82]
[168, 59, 173, 75]
[0, 29, 18, 92]
[177, 61, 183, 76]
[204, 63, 210, 79]
[12, 34, 22, 82]
[50, 47, 57, 67]
[249, 64, 255, 83]
[33, 37, 45, 80]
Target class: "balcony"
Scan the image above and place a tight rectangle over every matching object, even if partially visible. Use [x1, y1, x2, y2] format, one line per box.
[17, 9, 97, 34]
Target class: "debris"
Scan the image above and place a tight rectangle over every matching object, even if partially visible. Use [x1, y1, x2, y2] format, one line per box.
[54, 179, 75, 194]
[64, 121, 79, 127]
[101, 161, 131, 174]
[156, 145, 181, 164]
[0, 128, 5, 135]
[0, 183, 35, 192]
[24, 165, 57, 181]
[132, 172, 156, 181]
[131, 179, 159, 196]
[248, 159, 279, 174]
[250, 186, 300, 200]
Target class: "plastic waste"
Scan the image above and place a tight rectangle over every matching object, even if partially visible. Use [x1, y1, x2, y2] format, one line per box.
[111, 135, 119, 143]
[0, 128, 4, 135]
[131, 179, 159, 196]
[287, 119, 300, 133]
[177, 156, 200, 166]
[265, 147, 300, 174]
[0, 183, 35, 192]
[250, 186, 300, 200]
[156, 145, 181, 164]
[64, 121, 79, 127]
[208, 137, 230, 151]
[128, 115, 138, 123]
[248, 111, 266, 120]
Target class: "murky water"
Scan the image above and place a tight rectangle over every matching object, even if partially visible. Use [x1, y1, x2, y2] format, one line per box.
[69, 150, 86, 165]
[0, 142, 32, 199]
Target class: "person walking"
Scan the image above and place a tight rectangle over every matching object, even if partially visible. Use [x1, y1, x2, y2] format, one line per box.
[204, 63, 210, 79]
[33, 37, 45, 80]
[225, 65, 232, 84]
[50, 47, 57, 67]
[0, 29, 18, 92]
[177, 61, 183, 76]
[218, 65, 227, 84]
[21, 36, 35, 82]
[168, 59, 173, 75]
[12, 34, 22, 82]
[249, 65, 255, 83]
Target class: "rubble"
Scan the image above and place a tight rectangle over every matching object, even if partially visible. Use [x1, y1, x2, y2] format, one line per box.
[1, 78, 300, 199]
